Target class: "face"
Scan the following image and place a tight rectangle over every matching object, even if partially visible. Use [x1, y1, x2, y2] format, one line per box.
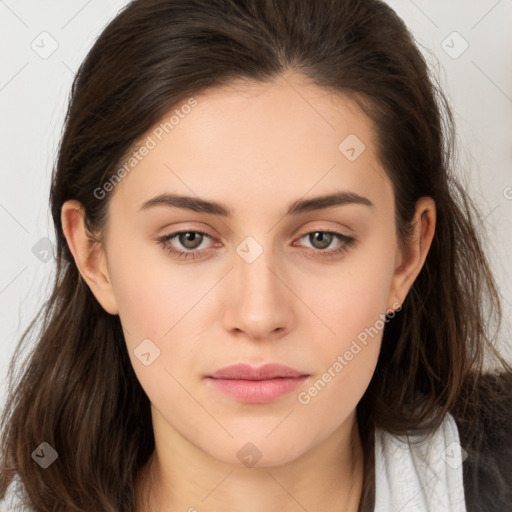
[78, 71, 414, 467]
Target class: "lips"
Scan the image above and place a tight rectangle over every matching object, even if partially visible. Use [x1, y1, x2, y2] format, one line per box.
[207, 363, 309, 380]
[205, 363, 310, 403]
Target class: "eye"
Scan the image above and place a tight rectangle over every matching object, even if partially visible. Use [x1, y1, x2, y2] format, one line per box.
[158, 230, 215, 260]
[293, 230, 357, 259]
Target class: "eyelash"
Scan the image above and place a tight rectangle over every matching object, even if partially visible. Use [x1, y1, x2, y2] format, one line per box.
[157, 229, 357, 261]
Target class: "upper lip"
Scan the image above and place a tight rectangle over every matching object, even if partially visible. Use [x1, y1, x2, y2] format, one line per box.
[207, 363, 309, 380]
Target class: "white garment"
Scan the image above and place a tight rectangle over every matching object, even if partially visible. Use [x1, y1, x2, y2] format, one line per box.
[0, 474, 26, 511]
[1, 413, 467, 511]
[374, 412, 467, 511]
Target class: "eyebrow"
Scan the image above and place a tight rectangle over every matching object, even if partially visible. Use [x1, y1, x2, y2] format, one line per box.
[139, 191, 374, 216]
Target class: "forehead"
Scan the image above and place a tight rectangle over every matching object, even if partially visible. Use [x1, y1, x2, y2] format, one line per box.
[107, 71, 392, 221]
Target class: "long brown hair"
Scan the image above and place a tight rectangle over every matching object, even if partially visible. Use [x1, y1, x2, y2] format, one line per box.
[1, 0, 510, 510]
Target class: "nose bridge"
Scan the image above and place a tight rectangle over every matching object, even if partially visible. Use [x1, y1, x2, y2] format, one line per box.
[223, 234, 293, 338]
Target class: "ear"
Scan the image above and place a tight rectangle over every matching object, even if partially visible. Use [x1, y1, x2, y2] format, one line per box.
[387, 196, 436, 311]
[61, 200, 119, 315]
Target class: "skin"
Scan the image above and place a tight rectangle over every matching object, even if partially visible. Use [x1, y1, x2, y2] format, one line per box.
[61, 70, 436, 511]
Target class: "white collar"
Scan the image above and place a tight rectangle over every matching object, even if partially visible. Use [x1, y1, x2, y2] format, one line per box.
[374, 411, 467, 511]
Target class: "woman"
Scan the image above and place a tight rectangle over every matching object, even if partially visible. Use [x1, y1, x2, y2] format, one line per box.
[1, 0, 510, 510]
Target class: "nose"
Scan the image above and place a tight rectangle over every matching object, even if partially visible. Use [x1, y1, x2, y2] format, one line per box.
[222, 244, 295, 341]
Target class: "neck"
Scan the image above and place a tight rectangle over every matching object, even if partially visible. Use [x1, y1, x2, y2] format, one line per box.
[136, 411, 364, 512]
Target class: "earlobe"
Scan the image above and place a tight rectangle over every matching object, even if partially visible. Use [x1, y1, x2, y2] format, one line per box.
[387, 197, 436, 310]
[61, 200, 119, 315]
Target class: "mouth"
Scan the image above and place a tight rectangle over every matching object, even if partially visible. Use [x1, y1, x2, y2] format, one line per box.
[205, 363, 310, 403]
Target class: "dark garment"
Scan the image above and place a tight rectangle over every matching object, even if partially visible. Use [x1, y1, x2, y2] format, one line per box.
[453, 372, 512, 512]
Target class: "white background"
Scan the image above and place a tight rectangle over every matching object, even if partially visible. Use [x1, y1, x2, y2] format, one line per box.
[1, 1, 511, 405]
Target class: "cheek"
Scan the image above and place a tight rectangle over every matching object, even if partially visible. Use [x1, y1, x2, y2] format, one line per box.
[108, 256, 200, 410]
[305, 239, 396, 349]
[107, 238, 201, 340]
[110, 267, 175, 340]
[106, 239, 216, 390]
[295, 238, 396, 404]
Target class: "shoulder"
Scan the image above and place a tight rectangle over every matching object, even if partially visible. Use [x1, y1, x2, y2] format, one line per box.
[452, 371, 512, 512]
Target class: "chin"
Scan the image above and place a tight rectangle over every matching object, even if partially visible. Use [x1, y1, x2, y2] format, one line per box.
[205, 434, 308, 469]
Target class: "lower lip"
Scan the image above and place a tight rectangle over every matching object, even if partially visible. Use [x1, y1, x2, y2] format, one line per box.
[206, 376, 309, 403]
